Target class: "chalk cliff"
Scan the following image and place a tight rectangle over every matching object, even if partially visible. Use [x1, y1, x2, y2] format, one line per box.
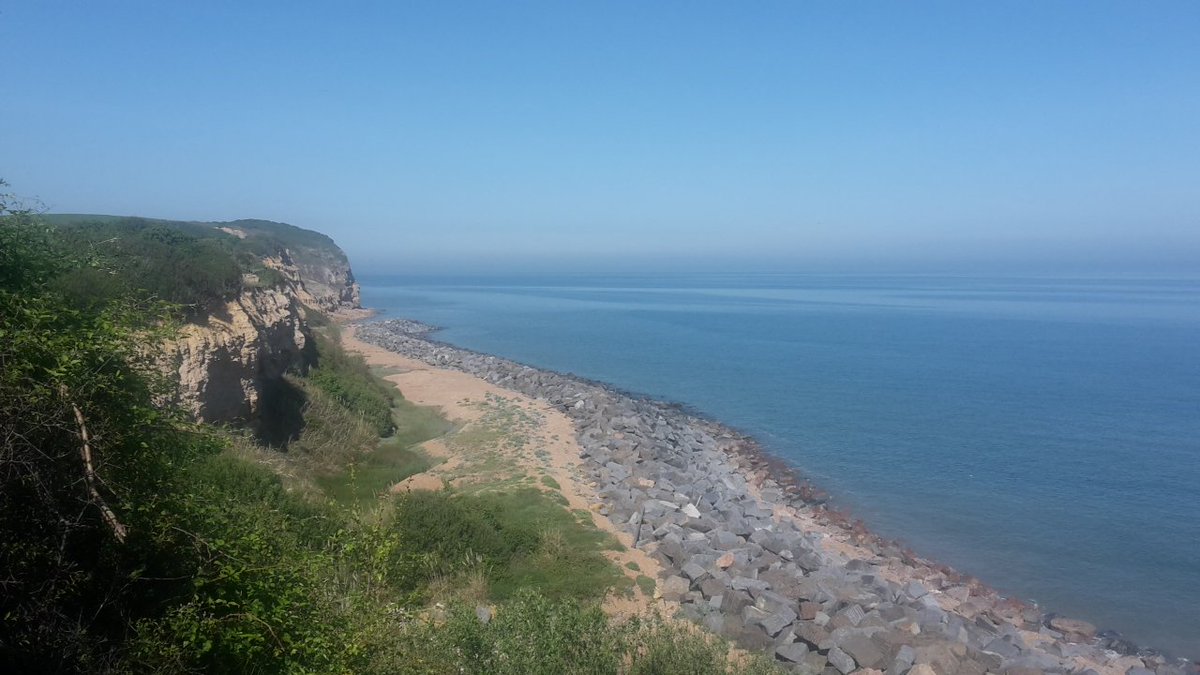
[170, 287, 308, 423]
[168, 220, 360, 425]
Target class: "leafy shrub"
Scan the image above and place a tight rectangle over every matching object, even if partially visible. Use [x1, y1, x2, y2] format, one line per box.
[390, 488, 625, 602]
[251, 265, 287, 289]
[420, 590, 623, 674]
[307, 329, 396, 437]
[1, 209, 215, 670]
[55, 219, 244, 309]
[392, 490, 540, 582]
[317, 440, 433, 505]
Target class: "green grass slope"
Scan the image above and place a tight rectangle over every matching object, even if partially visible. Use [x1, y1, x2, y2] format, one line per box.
[2, 203, 781, 674]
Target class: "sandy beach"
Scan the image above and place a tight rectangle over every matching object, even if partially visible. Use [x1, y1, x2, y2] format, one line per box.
[341, 324, 665, 618]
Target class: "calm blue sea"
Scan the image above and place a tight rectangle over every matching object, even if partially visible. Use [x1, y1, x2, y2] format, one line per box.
[360, 274, 1200, 658]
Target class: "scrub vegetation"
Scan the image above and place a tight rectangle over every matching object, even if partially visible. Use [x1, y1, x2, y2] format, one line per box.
[0, 186, 778, 673]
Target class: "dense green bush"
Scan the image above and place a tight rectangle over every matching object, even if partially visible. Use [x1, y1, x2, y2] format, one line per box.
[251, 264, 287, 289]
[392, 490, 541, 579]
[0, 204, 213, 669]
[390, 488, 627, 602]
[307, 329, 396, 436]
[56, 219, 244, 308]
[125, 454, 366, 673]
[415, 590, 624, 674]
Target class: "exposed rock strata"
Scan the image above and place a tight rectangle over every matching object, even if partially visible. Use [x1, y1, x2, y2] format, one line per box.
[263, 248, 361, 312]
[216, 219, 362, 312]
[170, 288, 308, 424]
[357, 318, 1196, 675]
[170, 236, 360, 425]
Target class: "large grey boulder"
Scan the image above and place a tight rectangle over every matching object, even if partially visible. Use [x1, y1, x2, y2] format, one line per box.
[759, 606, 798, 637]
[827, 646, 856, 674]
[660, 575, 690, 601]
[886, 644, 916, 675]
[775, 640, 809, 664]
[681, 561, 708, 583]
[837, 632, 888, 670]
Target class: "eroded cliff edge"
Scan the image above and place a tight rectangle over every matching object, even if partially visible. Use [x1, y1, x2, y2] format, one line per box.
[165, 219, 361, 426]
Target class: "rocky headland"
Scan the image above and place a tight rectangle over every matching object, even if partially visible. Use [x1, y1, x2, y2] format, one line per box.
[356, 318, 1196, 675]
[165, 219, 363, 426]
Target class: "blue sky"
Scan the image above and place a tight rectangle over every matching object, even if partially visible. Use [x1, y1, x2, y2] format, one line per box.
[3, 1, 1198, 274]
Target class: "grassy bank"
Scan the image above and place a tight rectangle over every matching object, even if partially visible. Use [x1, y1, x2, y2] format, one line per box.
[0, 206, 779, 673]
[218, 324, 777, 672]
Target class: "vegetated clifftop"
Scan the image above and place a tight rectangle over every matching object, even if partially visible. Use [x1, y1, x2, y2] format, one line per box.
[45, 214, 361, 427]
[222, 218, 362, 313]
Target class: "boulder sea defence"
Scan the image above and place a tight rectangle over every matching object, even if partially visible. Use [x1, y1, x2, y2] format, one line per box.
[356, 318, 1196, 675]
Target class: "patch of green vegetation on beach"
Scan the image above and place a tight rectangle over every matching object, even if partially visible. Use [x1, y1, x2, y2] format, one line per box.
[391, 487, 627, 602]
[541, 474, 561, 489]
[389, 395, 454, 449]
[383, 591, 783, 674]
[316, 442, 432, 505]
[437, 393, 555, 491]
[636, 575, 657, 597]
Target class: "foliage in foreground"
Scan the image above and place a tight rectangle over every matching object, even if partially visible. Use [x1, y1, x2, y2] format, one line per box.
[0, 188, 779, 674]
[1, 194, 201, 670]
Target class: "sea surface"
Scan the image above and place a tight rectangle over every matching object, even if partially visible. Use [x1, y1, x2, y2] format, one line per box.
[360, 274, 1200, 658]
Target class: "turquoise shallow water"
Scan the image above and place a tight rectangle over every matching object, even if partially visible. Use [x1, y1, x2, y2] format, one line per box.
[360, 274, 1200, 658]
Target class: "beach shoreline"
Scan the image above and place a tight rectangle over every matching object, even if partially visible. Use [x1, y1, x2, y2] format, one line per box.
[350, 315, 1196, 675]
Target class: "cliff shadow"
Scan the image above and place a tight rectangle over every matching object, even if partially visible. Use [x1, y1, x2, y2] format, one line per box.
[257, 376, 306, 448]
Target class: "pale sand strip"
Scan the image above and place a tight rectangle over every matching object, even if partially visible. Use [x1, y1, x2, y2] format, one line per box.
[340, 324, 665, 618]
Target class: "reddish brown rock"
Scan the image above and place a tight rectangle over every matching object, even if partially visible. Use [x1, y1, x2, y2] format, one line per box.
[1049, 616, 1097, 642]
[799, 600, 820, 621]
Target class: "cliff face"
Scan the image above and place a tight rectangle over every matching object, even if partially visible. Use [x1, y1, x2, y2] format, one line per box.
[232, 218, 362, 313]
[262, 248, 361, 314]
[168, 222, 361, 425]
[171, 288, 309, 424]
[290, 247, 361, 311]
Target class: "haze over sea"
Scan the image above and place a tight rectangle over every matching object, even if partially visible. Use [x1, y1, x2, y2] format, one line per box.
[362, 273, 1200, 659]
